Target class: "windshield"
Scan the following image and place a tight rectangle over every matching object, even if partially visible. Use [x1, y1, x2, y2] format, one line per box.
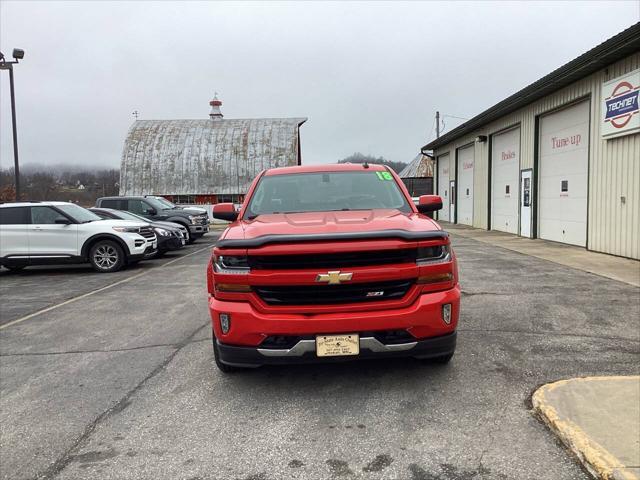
[57, 204, 102, 223]
[144, 197, 171, 211]
[114, 210, 149, 223]
[246, 171, 411, 217]
[150, 196, 176, 208]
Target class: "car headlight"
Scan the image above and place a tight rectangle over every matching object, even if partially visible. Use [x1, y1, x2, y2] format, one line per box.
[214, 255, 250, 274]
[155, 227, 171, 237]
[416, 245, 450, 265]
[189, 215, 199, 224]
[112, 226, 140, 233]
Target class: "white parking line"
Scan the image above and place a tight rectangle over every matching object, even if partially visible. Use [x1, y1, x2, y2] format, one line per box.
[0, 245, 213, 331]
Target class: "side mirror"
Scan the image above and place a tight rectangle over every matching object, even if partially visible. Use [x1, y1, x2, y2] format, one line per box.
[417, 195, 443, 213]
[212, 203, 239, 222]
[55, 218, 71, 225]
[145, 208, 157, 216]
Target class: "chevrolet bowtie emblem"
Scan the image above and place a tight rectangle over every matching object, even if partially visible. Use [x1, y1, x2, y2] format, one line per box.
[316, 271, 353, 285]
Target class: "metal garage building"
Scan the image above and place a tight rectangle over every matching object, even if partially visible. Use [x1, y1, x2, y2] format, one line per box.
[119, 96, 306, 206]
[423, 22, 640, 260]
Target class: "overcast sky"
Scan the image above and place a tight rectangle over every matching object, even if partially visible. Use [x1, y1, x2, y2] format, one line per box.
[1, 1, 638, 169]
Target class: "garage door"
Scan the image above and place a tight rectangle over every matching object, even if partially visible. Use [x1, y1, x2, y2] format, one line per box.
[491, 127, 520, 234]
[437, 154, 450, 221]
[539, 101, 589, 247]
[457, 145, 474, 226]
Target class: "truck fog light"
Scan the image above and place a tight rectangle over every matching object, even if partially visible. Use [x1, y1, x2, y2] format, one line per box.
[219, 313, 231, 334]
[442, 304, 452, 325]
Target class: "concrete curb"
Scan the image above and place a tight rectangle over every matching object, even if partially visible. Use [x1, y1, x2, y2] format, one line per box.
[532, 376, 640, 480]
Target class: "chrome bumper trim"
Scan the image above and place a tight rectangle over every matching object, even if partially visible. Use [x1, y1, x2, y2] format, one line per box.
[257, 337, 417, 357]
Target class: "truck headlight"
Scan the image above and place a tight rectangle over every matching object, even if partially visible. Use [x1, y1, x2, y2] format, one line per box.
[189, 215, 199, 224]
[155, 227, 171, 237]
[416, 245, 450, 265]
[214, 255, 250, 274]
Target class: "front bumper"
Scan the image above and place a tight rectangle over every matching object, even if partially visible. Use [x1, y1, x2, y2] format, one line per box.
[189, 224, 209, 235]
[158, 236, 183, 252]
[124, 234, 157, 258]
[216, 331, 457, 367]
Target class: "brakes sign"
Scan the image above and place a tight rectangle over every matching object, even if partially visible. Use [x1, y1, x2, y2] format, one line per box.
[602, 69, 640, 138]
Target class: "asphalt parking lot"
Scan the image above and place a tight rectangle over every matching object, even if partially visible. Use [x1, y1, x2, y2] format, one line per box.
[1, 232, 638, 480]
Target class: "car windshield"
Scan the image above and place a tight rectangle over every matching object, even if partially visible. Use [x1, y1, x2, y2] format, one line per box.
[151, 197, 177, 208]
[144, 197, 171, 211]
[114, 210, 149, 223]
[246, 171, 411, 217]
[57, 204, 103, 223]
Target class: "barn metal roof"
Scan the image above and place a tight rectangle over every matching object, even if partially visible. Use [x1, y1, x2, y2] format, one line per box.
[399, 153, 434, 178]
[119, 118, 306, 196]
[423, 21, 640, 151]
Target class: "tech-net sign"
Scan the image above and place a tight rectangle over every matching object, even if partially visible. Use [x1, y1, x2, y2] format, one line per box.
[601, 68, 639, 139]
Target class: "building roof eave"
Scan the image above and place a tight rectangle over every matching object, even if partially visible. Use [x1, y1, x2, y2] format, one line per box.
[423, 21, 640, 151]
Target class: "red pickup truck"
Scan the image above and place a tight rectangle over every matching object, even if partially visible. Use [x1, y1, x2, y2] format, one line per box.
[207, 163, 460, 372]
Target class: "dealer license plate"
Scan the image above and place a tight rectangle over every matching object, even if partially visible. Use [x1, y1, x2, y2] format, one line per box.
[316, 334, 360, 357]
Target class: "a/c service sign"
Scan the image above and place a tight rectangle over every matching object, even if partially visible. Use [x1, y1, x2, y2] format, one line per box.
[601, 68, 640, 139]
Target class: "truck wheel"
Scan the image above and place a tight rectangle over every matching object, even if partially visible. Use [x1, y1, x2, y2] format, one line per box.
[212, 337, 241, 374]
[89, 240, 125, 273]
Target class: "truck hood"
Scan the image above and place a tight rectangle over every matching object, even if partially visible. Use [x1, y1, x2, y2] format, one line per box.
[221, 209, 441, 242]
[180, 206, 207, 215]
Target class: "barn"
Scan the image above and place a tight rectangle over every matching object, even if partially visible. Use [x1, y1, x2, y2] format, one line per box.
[119, 96, 306, 207]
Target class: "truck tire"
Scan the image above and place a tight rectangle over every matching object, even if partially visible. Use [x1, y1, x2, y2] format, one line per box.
[89, 240, 125, 273]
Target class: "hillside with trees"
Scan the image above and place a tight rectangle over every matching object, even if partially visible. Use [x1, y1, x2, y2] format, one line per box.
[337, 152, 407, 174]
[0, 164, 119, 205]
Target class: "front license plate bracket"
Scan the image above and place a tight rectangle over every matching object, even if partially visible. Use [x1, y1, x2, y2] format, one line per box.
[316, 334, 360, 357]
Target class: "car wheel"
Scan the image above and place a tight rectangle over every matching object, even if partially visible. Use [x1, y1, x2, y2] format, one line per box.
[212, 337, 242, 373]
[89, 240, 125, 273]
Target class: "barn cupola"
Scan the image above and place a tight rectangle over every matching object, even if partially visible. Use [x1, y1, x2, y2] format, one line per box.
[209, 94, 223, 120]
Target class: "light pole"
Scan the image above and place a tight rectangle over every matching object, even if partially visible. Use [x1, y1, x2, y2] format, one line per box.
[0, 48, 25, 201]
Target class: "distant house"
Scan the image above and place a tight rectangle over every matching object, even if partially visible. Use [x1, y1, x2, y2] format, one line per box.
[119, 96, 307, 206]
[399, 152, 435, 198]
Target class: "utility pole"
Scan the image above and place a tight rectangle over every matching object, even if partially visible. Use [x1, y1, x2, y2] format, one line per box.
[435, 111, 440, 139]
[0, 48, 25, 201]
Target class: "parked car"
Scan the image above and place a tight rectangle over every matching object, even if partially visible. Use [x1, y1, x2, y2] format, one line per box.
[90, 208, 187, 256]
[95, 196, 209, 243]
[144, 196, 208, 217]
[207, 164, 459, 372]
[0, 201, 157, 273]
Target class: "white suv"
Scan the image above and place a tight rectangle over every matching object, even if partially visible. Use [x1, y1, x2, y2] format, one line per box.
[0, 201, 157, 273]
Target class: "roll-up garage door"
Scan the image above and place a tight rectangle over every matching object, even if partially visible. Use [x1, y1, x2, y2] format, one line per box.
[491, 127, 520, 234]
[457, 145, 474, 226]
[539, 100, 589, 247]
[437, 154, 450, 221]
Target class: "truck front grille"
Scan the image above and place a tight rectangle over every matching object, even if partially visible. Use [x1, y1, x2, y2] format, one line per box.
[253, 279, 413, 306]
[249, 249, 416, 270]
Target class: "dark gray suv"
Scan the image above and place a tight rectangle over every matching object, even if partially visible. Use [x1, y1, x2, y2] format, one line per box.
[95, 196, 209, 243]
